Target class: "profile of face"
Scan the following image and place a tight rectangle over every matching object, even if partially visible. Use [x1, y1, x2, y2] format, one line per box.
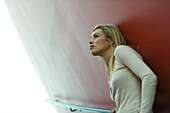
[89, 28, 113, 56]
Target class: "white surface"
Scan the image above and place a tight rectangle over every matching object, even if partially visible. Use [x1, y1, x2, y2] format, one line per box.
[4, 0, 115, 112]
[0, 0, 57, 113]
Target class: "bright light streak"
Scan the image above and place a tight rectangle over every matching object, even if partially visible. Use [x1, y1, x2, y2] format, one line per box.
[0, 0, 57, 113]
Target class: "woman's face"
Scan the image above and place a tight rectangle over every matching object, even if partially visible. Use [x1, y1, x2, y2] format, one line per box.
[89, 28, 111, 56]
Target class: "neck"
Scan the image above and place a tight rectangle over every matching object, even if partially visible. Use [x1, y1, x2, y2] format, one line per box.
[101, 47, 112, 64]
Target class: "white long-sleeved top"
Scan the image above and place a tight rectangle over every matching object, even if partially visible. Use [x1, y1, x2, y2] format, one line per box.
[108, 45, 158, 113]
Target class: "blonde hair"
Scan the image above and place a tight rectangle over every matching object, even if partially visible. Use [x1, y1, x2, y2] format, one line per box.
[92, 24, 127, 80]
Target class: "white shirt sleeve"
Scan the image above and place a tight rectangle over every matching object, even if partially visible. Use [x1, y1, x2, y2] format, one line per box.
[114, 45, 158, 113]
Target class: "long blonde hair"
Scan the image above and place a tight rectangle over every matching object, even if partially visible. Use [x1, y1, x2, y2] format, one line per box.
[92, 24, 127, 80]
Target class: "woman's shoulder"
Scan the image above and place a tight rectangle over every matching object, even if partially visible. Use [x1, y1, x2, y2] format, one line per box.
[114, 45, 143, 60]
[114, 45, 132, 54]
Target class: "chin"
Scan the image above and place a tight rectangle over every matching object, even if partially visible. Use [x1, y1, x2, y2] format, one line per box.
[91, 51, 99, 56]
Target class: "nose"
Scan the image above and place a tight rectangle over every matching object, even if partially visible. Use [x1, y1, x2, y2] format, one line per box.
[89, 40, 94, 44]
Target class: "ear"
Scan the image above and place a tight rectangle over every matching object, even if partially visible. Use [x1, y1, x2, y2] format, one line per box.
[110, 37, 115, 45]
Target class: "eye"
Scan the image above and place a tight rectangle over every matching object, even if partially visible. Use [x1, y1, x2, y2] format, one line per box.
[94, 35, 99, 38]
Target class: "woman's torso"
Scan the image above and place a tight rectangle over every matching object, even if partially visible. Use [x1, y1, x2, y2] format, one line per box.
[108, 51, 142, 113]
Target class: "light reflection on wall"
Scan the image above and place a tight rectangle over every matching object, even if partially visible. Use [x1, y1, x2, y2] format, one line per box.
[0, 0, 57, 113]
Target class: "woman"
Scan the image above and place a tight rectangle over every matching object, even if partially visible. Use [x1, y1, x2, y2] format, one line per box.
[89, 24, 158, 113]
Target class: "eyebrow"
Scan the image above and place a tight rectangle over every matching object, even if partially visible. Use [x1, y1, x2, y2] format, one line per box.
[90, 33, 100, 38]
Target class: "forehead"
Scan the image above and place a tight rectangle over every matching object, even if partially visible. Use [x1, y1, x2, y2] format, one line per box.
[91, 28, 103, 36]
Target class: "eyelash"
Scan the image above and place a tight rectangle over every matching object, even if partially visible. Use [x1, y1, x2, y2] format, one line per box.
[94, 35, 99, 38]
[91, 35, 99, 39]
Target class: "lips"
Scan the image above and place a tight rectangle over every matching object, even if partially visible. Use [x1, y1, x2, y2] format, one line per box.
[90, 45, 95, 48]
[90, 45, 94, 50]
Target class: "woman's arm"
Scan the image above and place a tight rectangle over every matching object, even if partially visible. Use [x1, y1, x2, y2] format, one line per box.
[114, 45, 158, 113]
